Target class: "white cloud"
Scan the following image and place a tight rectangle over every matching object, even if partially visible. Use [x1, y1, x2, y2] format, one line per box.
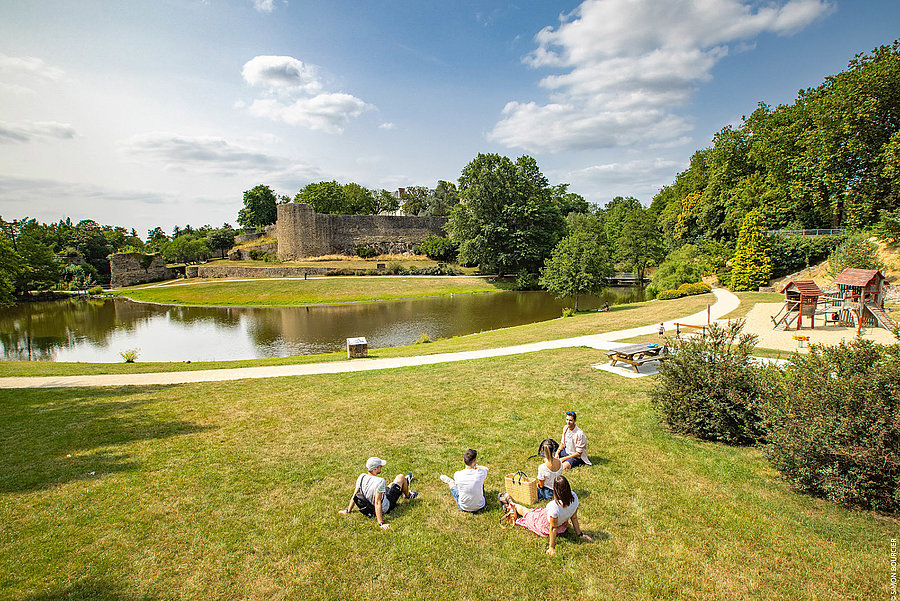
[0, 53, 64, 81]
[0, 120, 77, 144]
[252, 0, 275, 13]
[241, 55, 374, 133]
[489, 0, 834, 153]
[563, 157, 686, 203]
[120, 132, 291, 173]
[378, 122, 395, 130]
[241, 56, 322, 95]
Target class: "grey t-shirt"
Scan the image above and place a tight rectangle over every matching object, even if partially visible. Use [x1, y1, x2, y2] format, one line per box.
[356, 473, 389, 513]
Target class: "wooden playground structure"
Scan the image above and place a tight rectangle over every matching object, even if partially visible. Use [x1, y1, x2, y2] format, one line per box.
[771, 268, 896, 333]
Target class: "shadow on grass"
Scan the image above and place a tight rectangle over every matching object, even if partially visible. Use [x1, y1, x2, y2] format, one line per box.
[0, 386, 215, 494]
[19, 580, 157, 601]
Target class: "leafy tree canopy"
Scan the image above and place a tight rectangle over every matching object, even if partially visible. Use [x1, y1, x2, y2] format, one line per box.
[237, 184, 278, 229]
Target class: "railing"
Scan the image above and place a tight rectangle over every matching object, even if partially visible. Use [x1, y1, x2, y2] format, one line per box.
[765, 229, 844, 237]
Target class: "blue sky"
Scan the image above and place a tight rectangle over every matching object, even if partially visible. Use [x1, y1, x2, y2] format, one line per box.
[1, 0, 898, 236]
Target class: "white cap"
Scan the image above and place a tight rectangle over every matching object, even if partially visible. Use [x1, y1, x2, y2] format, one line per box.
[366, 457, 387, 472]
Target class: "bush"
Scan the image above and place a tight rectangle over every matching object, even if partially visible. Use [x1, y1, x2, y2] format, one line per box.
[414, 332, 432, 344]
[514, 270, 539, 290]
[768, 234, 845, 278]
[562, 307, 575, 318]
[651, 320, 770, 444]
[763, 339, 900, 512]
[415, 234, 458, 262]
[678, 282, 712, 296]
[826, 233, 885, 277]
[657, 289, 685, 300]
[87, 285, 104, 296]
[249, 250, 279, 263]
[652, 244, 703, 291]
[874, 208, 900, 246]
[120, 348, 140, 363]
[356, 246, 378, 259]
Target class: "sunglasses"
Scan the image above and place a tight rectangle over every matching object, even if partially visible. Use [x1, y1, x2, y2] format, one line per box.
[566, 411, 576, 417]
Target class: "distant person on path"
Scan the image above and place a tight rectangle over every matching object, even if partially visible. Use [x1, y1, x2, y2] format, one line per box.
[439, 449, 488, 512]
[658, 323, 665, 337]
[537, 440, 563, 500]
[557, 411, 591, 471]
[499, 475, 592, 556]
[339, 457, 417, 529]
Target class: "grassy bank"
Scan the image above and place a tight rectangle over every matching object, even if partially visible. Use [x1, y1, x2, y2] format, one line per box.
[0, 348, 890, 600]
[0, 294, 714, 377]
[111, 276, 511, 306]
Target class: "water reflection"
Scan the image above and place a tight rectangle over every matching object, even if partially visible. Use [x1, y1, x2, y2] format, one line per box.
[0, 288, 646, 362]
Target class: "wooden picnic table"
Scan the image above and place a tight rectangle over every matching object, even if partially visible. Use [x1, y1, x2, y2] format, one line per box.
[606, 343, 669, 373]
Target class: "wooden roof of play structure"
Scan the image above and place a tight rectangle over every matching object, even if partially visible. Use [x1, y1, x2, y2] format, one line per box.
[780, 280, 824, 296]
[832, 268, 885, 288]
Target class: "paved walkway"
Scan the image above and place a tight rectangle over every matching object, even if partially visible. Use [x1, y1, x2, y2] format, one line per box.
[0, 288, 739, 389]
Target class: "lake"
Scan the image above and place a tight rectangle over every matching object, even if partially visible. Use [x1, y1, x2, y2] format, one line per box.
[0, 288, 647, 362]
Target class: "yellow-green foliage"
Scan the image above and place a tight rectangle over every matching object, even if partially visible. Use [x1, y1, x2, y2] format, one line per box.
[658, 289, 685, 300]
[730, 208, 772, 291]
[678, 282, 712, 295]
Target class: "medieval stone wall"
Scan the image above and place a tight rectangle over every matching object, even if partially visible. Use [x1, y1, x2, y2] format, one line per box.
[276, 203, 447, 260]
[109, 253, 178, 288]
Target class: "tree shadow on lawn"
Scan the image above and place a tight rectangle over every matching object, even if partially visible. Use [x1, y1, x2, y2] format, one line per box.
[19, 580, 158, 601]
[0, 386, 215, 494]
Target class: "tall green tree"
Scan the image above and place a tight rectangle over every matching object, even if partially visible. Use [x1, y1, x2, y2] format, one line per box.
[341, 182, 376, 214]
[615, 208, 663, 284]
[730, 209, 772, 291]
[208, 227, 236, 258]
[447, 153, 565, 275]
[0, 234, 20, 306]
[237, 184, 278, 229]
[539, 231, 613, 312]
[400, 186, 433, 216]
[429, 180, 460, 216]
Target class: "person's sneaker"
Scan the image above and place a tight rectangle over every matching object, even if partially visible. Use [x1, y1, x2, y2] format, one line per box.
[406, 491, 419, 500]
[406, 471, 414, 486]
[440, 474, 454, 485]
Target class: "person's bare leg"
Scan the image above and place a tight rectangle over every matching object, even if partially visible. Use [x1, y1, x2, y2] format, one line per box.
[561, 461, 571, 472]
[393, 474, 409, 496]
[510, 502, 529, 519]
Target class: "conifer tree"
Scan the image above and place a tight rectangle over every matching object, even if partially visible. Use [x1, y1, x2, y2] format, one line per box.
[730, 208, 772, 291]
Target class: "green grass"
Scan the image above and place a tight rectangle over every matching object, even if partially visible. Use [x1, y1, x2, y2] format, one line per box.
[110, 276, 510, 306]
[0, 349, 891, 600]
[0, 295, 714, 377]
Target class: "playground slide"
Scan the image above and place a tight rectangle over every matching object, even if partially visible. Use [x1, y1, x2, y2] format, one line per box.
[865, 302, 898, 330]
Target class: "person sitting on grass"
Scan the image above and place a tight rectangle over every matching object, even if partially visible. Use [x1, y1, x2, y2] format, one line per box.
[339, 456, 417, 530]
[557, 410, 591, 471]
[439, 448, 488, 512]
[536, 440, 563, 501]
[498, 475, 592, 556]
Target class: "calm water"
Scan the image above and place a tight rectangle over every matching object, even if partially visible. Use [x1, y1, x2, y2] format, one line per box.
[0, 288, 647, 362]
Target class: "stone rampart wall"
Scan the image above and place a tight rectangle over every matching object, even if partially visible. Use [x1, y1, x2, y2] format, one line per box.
[276, 203, 447, 260]
[110, 253, 178, 288]
[195, 265, 356, 278]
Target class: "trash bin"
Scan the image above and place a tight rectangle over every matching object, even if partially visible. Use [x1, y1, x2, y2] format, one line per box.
[347, 337, 368, 358]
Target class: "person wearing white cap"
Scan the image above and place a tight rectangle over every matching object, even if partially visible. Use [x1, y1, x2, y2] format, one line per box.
[339, 456, 417, 529]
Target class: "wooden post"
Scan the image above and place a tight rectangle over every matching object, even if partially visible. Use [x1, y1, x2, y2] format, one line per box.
[796, 293, 803, 330]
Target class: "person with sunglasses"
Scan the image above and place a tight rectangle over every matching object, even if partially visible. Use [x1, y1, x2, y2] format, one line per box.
[557, 411, 591, 471]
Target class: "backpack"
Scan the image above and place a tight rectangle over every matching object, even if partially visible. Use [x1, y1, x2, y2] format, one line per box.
[529, 438, 560, 460]
[352, 476, 378, 517]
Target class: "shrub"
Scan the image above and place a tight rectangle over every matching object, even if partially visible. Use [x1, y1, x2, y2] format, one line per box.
[678, 282, 712, 296]
[515, 270, 539, 290]
[356, 246, 378, 259]
[826, 233, 885, 277]
[416, 234, 458, 262]
[762, 339, 900, 512]
[120, 349, 140, 363]
[562, 307, 575, 318]
[652, 244, 703, 291]
[657, 289, 685, 300]
[386, 262, 403, 275]
[87, 285, 104, 296]
[650, 320, 770, 444]
[730, 208, 772, 291]
[874, 208, 900, 246]
[414, 332, 432, 344]
[768, 234, 845, 278]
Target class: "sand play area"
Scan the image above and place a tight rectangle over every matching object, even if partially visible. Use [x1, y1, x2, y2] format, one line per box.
[727, 302, 898, 353]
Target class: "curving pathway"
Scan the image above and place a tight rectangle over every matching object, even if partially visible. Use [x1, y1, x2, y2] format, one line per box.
[0, 288, 739, 389]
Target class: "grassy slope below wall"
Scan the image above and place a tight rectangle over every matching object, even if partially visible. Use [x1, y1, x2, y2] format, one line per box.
[110, 276, 512, 306]
[0, 348, 889, 600]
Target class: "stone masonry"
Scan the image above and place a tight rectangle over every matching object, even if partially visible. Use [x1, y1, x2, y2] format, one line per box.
[276, 203, 447, 260]
[110, 253, 178, 288]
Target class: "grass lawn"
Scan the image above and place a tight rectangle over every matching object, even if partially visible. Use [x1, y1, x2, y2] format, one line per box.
[0, 348, 892, 600]
[110, 276, 511, 306]
[0, 295, 714, 377]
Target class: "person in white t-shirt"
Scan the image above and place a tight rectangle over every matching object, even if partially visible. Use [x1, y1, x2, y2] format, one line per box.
[536, 440, 563, 501]
[339, 456, 417, 530]
[439, 449, 488, 512]
[498, 475, 592, 556]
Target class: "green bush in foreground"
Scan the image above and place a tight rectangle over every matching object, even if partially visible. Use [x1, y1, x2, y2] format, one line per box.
[651, 320, 770, 444]
[764, 339, 900, 512]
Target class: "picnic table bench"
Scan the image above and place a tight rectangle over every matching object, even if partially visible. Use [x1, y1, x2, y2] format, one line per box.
[606, 343, 669, 373]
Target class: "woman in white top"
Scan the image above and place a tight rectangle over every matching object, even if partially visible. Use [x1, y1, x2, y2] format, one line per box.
[537, 440, 563, 501]
[499, 475, 592, 556]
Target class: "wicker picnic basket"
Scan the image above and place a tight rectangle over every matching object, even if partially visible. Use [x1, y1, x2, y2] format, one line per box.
[505, 471, 538, 505]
